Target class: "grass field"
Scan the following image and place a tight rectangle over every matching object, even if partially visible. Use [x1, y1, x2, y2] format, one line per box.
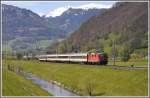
[108, 59, 148, 66]
[2, 68, 50, 96]
[2, 59, 148, 96]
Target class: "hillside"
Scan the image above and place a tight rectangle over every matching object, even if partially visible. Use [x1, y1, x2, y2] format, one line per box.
[2, 4, 66, 41]
[53, 2, 148, 58]
[2, 4, 105, 53]
[45, 8, 105, 34]
[2, 4, 67, 52]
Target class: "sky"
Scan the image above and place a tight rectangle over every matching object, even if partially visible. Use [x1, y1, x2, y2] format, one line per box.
[2, 1, 117, 17]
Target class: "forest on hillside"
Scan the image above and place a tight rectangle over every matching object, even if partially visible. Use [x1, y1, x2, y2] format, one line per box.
[47, 2, 148, 61]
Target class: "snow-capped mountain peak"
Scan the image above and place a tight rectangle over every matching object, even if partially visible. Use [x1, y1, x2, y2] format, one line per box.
[43, 3, 113, 17]
[44, 7, 69, 17]
[76, 3, 112, 10]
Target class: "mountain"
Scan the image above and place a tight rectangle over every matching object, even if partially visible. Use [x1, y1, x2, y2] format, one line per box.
[53, 2, 148, 57]
[2, 4, 67, 52]
[2, 4, 106, 52]
[44, 8, 106, 34]
[43, 3, 113, 17]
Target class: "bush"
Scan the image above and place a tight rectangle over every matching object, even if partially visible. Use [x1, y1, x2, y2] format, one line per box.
[131, 53, 141, 59]
[16, 53, 23, 60]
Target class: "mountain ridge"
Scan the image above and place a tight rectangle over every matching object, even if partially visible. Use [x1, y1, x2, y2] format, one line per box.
[45, 8, 106, 33]
[52, 2, 148, 57]
[2, 4, 105, 52]
[42, 2, 113, 17]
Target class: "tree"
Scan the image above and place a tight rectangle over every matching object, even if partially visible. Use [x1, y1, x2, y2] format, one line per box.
[119, 44, 132, 61]
[106, 33, 120, 59]
[46, 41, 59, 53]
[81, 41, 94, 52]
[57, 43, 66, 53]
[16, 52, 23, 60]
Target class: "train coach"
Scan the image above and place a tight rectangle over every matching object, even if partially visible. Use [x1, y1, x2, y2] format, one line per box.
[36, 52, 108, 65]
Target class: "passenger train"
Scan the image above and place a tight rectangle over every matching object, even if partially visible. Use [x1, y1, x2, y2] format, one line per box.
[37, 52, 108, 65]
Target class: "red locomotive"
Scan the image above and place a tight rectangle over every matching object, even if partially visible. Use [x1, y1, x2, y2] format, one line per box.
[37, 51, 108, 65]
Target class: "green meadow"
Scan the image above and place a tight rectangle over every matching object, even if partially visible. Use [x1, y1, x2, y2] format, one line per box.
[108, 59, 148, 66]
[2, 59, 148, 96]
[2, 67, 50, 96]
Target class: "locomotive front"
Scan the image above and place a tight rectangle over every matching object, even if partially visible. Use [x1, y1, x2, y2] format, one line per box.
[87, 51, 108, 65]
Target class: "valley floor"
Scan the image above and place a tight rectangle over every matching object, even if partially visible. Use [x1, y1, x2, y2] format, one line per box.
[2, 59, 148, 96]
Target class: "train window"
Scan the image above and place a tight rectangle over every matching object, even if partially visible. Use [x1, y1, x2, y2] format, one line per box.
[58, 56, 69, 58]
[70, 56, 86, 59]
[47, 56, 56, 58]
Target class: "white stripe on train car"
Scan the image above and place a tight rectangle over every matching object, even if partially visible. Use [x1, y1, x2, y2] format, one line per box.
[47, 58, 70, 61]
[46, 58, 87, 62]
[40, 53, 88, 57]
[37, 53, 88, 62]
[69, 58, 87, 62]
